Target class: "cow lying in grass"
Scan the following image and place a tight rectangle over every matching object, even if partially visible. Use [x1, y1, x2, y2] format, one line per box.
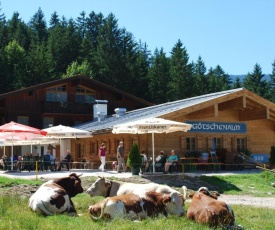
[89, 191, 182, 220]
[28, 173, 83, 216]
[187, 187, 243, 229]
[86, 176, 187, 216]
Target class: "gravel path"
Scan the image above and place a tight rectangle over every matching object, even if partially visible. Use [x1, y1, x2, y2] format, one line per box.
[217, 194, 275, 209]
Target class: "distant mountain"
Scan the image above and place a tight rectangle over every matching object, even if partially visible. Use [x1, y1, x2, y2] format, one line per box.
[230, 74, 270, 82]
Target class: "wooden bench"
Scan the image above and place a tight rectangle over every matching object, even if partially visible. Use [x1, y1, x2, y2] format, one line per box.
[70, 161, 94, 169]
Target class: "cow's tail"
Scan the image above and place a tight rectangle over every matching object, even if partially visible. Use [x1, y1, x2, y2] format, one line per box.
[181, 186, 187, 200]
[89, 199, 108, 220]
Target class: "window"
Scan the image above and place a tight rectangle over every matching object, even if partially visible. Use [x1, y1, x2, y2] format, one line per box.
[90, 142, 97, 154]
[17, 116, 28, 125]
[186, 137, 196, 151]
[75, 86, 95, 104]
[43, 117, 54, 129]
[212, 138, 222, 150]
[46, 85, 67, 102]
[237, 138, 246, 152]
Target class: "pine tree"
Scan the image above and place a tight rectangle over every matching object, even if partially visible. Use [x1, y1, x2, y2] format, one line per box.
[7, 12, 31, 51]
[148, 48, 171, 104]
[130, 41, 151, 101]
[49, 11, 60, 29]
[28, 8, 48, 45]
[212, 65, 232, 92]
[76, 11, 86, 39]
[94, 13, 128, 88]
[0, 2, 8, 47]
[25, 43, 50, 85]
[169, 39, 193, 100]
[242, 63, 270, 99]
[269, 60, 275, 102]
[47, 18, 81, 79]
[232, 77, 242, 89]
[193, 56, 208, 95]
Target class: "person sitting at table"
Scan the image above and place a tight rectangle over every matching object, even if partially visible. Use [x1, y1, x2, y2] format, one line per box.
[56, 150, 72, 171]
[16, 156, 23, 171]
[164, 150, 178, 174]
[155, 150, 166, 171]
[0, 156, 5, 169]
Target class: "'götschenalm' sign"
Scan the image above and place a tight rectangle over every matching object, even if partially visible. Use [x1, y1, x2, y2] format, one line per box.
[185, 121, 247, 134]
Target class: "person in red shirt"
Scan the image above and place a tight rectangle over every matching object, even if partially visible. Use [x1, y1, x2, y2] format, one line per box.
[98, 143, 107, 171]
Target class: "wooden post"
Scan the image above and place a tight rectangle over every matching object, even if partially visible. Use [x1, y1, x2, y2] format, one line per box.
[264, 164, 267, 182]
[36, 161, 38, 180]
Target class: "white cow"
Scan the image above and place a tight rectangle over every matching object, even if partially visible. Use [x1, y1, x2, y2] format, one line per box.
[86, 176, 187, 216]
[29, 173, 83, 216]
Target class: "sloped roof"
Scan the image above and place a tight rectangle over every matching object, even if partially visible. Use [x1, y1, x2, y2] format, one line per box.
[75, 87, 269, 134]
[0, 75, 152, 106]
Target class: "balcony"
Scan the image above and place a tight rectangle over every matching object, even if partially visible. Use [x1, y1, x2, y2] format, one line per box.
[43, 101, 93, 114]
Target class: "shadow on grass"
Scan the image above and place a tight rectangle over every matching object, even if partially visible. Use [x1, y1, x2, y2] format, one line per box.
[199, 175, 242, 193]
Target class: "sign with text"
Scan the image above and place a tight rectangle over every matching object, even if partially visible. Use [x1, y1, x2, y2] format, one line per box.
[250, 154, 269, 163]
[185, 121, 247, 134]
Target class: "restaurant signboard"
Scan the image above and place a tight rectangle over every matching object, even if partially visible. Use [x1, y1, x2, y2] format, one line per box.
[185, 121, 246, 134]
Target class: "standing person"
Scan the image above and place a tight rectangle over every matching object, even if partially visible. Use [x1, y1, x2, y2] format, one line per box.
[117, 141, 126, 173]
[164, 150, 178, 174]
[98, 143, 107, 172]
[140, 150, 148, 174]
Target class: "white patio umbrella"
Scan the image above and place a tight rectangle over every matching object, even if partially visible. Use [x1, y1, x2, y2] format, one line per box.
[42, 125, 93, 139]
[42, 125, 93, 159]
[112, 117, 192, 173]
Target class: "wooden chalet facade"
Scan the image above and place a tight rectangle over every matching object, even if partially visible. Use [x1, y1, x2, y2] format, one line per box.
[0, 75, 152, 158]
[72, 88, 275, 168]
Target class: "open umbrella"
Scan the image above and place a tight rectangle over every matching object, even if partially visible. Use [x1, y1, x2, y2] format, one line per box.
[112, 117, 192, 173]
[42, 125, 93, 159]
[0, 121, 47, 170]
[42, 125, 93, 138]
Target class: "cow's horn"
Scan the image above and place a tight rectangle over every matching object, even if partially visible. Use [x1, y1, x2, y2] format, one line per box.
[77, 173, 83, 177]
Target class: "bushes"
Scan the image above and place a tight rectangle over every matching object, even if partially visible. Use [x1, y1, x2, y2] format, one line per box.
[127, 143, 142, 169]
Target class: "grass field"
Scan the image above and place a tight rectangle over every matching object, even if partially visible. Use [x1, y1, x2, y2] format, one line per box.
[0, 171, 275, 230]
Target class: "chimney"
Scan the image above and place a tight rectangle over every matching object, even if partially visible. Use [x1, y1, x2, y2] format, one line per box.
[114, 108, 127, 117]
[93, 100, 108, 121]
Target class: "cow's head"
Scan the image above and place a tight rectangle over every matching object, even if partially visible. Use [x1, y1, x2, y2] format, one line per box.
[189, 187, 219, 200]
[53, 173, 83, 197]
[164, 192, 185, 216]
[86, 176, 111, 197]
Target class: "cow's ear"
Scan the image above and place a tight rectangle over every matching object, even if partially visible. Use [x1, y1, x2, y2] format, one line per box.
[213, 191, 220, 196]
[211, 194, 218, 200]
[105, 181, 111, 188]
[188, 193, 195, 198]
[163, 194, 171, 204]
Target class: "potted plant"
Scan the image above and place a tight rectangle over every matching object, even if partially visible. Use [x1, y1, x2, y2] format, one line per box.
[127, 143, 142, 175]
[269, 146, 275, 169]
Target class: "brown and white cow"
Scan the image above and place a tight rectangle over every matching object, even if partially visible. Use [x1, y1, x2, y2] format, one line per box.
[88, 191, 180, 220]
[28, 173, 83, 216]
[86, 176, 187, 216]
[187, 187, 243, 229]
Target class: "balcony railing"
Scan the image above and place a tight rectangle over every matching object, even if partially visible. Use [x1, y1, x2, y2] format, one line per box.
[43, 101, 93, 114]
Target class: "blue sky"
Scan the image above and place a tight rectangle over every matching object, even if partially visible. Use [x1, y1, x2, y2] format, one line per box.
[1, 0, 275, 75]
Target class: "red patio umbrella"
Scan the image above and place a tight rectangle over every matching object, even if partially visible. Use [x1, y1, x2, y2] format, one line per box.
[0, 121, 47, 170]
